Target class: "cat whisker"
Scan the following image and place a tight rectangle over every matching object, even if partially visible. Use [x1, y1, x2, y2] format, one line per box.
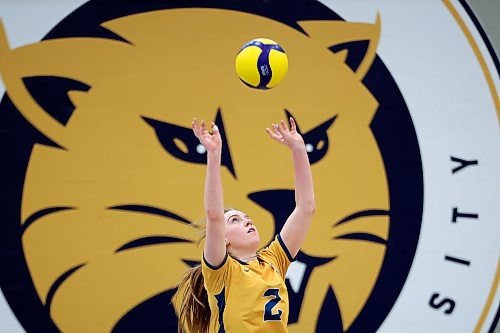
[22, 206, 76, 233]
[333, 209, 389, 227]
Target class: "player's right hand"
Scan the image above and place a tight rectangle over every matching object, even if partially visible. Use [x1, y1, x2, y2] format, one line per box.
[192, 118, 222, 153]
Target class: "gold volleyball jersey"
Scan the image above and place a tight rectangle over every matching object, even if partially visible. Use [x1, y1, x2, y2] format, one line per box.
[201, 234, 295, 333]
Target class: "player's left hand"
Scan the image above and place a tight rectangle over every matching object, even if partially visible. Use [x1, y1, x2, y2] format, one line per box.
[266, 117, 305, 152]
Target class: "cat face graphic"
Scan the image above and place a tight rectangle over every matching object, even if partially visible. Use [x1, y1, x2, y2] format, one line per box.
[0, 8, 388, 332]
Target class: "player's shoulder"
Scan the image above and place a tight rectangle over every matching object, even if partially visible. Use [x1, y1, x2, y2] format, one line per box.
[260, 234, 295, 262]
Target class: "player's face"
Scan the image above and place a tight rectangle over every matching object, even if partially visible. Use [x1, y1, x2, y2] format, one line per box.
[224, 209, 260, 251]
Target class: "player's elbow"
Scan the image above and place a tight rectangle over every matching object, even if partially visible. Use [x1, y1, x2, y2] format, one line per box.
[206, 208, 224, 223]
[308, 200, 316, 215]
[299, 199, 316, 215]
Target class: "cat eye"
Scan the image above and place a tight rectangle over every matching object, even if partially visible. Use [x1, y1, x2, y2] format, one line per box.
[142, 109, 236, 177]
[285, 110, 336, 165]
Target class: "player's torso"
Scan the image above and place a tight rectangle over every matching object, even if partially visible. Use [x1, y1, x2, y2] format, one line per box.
[208, 258, 289, 333]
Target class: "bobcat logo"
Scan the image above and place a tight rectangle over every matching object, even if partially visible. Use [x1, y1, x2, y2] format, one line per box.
[0, 1, 422, 332]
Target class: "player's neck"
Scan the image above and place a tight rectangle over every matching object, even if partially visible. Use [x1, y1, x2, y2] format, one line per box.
[238, 253, 258, 263]
[231, 249, 258, 263]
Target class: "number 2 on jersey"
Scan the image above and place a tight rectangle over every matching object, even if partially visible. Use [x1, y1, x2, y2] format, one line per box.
[263, 288, 283, 321]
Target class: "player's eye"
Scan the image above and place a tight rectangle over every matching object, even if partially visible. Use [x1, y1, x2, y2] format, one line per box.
[142, 109, 236, 177]
[285, 110, 336, 165]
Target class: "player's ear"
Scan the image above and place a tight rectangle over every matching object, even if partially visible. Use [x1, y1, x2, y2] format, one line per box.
[298, 13, 381, 80]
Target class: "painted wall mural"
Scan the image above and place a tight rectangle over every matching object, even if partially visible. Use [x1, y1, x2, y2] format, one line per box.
[0, 0, 498, 332]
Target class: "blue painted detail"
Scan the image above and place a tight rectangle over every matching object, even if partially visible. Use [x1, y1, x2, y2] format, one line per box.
[113, 289, 179, 332]
[142, 109, 237, 178]
[335, 209, 389, 226]
[263, 288, 283, 321]
[22, 76, 90, 126]
[256, 44, 273, 89]
[330, 40, 369, 73]
[22, 206, 75, 233]
[214, 289, 226, 333]
[181, 259, 201, 268]
[46, 263, 86, 310]
[108, 204, 191, 224]
[335, 232, 386, 245]
[115, 236, 192, 253]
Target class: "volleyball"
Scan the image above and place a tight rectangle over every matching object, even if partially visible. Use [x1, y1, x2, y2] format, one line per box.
[235, 38, 288, 90]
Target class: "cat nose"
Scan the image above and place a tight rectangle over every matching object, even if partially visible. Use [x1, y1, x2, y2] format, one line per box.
[248, 190, 295, 233]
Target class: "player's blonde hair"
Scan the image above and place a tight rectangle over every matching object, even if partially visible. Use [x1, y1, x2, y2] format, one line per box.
[177, 208, 234, 333]
[177, 262, 209, 333]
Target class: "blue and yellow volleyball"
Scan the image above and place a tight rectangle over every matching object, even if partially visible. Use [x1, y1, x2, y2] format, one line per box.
[235, 38, 288, 90]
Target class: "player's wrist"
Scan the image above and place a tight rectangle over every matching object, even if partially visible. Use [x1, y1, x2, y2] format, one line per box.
[207, 149, 222, 164]
[289, 142, 306, 154]
[207, 147, 222, 155]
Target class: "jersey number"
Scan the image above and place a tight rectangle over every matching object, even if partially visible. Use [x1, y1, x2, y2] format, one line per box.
[263, 288, 283, 321]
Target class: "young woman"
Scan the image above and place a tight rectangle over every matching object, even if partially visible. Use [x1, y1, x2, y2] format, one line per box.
[177, 117, 315, 332]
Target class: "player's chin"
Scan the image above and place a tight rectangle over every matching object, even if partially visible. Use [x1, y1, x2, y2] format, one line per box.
[248, 231, 260, 242]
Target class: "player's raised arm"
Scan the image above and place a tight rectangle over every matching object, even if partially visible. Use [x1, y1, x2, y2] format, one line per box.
[192, 118, 226, 267]
[266, 118, 315, 258]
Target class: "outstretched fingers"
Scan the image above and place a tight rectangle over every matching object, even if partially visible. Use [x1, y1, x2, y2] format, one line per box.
[201, 119, 209, 136]
[266, 123, 285, 143]
[276, 120, 292, 142]
[290, 117, 297, 133]
[193, 118, 222, 143]
[192, 118, 201, 138]
[265, 127, 277, 141]
[279, 119, 289, 133]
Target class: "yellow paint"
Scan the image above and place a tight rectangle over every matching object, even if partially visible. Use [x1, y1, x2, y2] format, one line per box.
[174, 137, 189, 154]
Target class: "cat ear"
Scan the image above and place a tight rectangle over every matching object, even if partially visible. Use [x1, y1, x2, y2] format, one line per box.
[298, 13, 381, 80]
[0, 21, 66, 147]
[0, 20, 131, 148]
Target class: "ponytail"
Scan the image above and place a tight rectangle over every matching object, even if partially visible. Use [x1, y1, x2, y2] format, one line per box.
[177, 264, 210, 333]
[176, 208, 234, 332]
